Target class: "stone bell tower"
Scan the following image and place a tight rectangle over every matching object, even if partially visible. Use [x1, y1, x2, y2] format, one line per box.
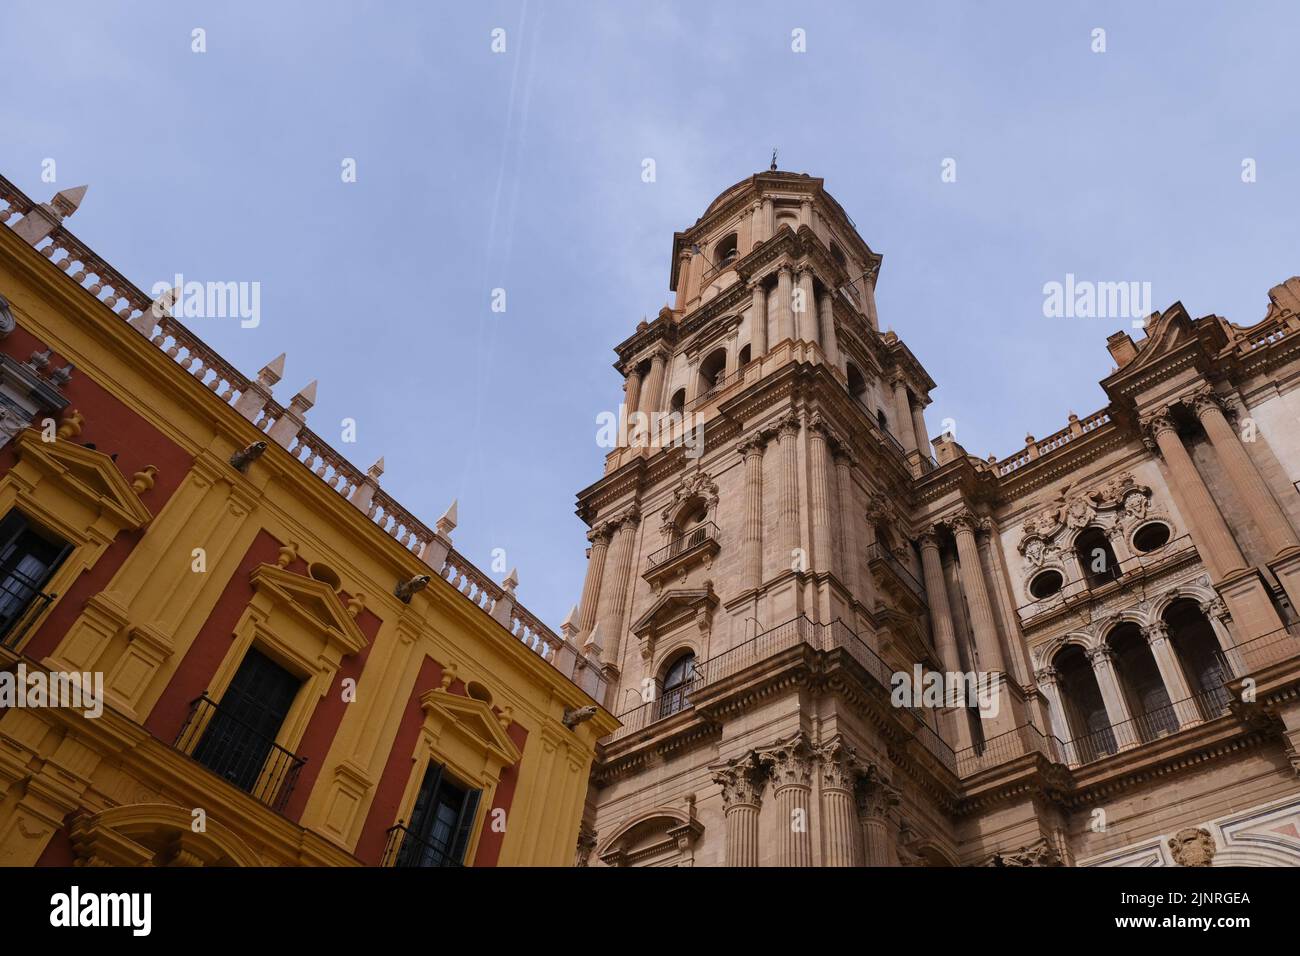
[571, 169, 956, 867]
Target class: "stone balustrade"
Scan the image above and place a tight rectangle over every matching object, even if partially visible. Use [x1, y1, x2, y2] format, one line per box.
[995, 409, 1110, 476]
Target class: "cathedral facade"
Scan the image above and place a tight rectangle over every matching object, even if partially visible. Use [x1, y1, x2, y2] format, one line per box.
[572, 169, 1300, 867]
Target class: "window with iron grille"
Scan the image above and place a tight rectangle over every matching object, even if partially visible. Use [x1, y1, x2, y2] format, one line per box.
[395, 762, 482, 867]
[0, 510, 71, 645]
[193, 647, 301, 793]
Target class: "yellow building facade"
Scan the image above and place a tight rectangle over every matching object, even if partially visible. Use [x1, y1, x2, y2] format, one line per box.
[0, 175, 615, 868]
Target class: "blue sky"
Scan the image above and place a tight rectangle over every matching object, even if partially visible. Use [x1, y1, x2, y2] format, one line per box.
[4, 1, 1298, 630]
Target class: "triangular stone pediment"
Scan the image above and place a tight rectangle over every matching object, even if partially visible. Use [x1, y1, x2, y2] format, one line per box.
[630, 584, 717, 637]
[15, 428, 152, 529]
[419, 689, 521, 767]
[249, 563, 368, 656]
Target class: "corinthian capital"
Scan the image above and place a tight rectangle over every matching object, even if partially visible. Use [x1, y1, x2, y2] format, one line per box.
[1139, 406, 1178, 442]
[1085, 644, 1116, 666]
[855, 764, 900, 820]
[775, 413, 801, 439]
[710, 753, 766, 809]
[736, 433, 768, 459]
[917, 528, 942, 551]
[1033, 665, 1059, 685]
[816, 736, 861, 792]
[757, 732, 814, 790]
[587, 522, 615, 546]
[949, 509, 981, 535]
[1190, 386, 1232, 422]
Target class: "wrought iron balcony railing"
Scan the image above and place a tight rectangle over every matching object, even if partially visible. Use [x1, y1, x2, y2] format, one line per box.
[382, 822, 464, 868]
[0, 568, 56, 649]
[646, 522, 719, 570]
[1057, 687, 1231, 767]
[174, 694, 306, 813]
[1216, 620, 1300, 677]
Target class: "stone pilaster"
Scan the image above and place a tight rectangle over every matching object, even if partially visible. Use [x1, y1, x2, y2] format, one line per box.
[833, 447, 861, 604]
[576, 522, 613, 638]
[711, 755, 765, 867]
[775, 266, 795, 345]
[639, 351, 667, 417]
[758, 734, 814, 866]
[597, 509, 639, 668]
[1034, 666, 1073, 750]
[750, 282, 769, 357]
[856, 766, 900, 867]
[950, 511, 1006, 673]
[776, 415, 802, 574]
[890, 373, 918, 456]
[796, 267, 817, 345]
[623, 368, 643, 424]
[817, 737, 863, 867]
[807, 416, 834, 580]
[819, 289, 839, 367]
[1193, 389, 1299, 559]
[738, 436, 767, 592]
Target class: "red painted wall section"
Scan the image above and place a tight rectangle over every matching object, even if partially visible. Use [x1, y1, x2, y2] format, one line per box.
[34, 822, 76, 867]
[471, 718, 528, 868]
[1, 324, 193, 661]
[354, 653, 529, 867]
[142, 529, 300, 741]
[282, 596, 380, 823]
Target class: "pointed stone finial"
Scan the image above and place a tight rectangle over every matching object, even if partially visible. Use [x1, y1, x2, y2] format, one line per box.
[52, 185, 88, 217]
[503, 568, 519, 595]
[366, 457, 385, 480]
[436, 499, 458, 537]
[292, 380, 318, 408]
[259, 353, 286, 387]
[560, 605, 580, 639]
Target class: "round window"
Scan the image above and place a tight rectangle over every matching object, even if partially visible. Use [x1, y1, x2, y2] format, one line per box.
[1029, 569, 1064, 599]
[1132, 522, 1171, 553]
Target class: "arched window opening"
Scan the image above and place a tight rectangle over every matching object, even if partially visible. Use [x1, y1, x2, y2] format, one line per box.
[669, 388, 686, 415]
[1054, 644, 1115, 763]
[1108, 623, 1176, 741]
[658, 652, 697, 718]
[697, 348, 728, 398]
[1075, 527, 1120, 588]
[738, 344, 752, 367]
[1164, 599, 1230, 717]
[668, 498, 710, 560]
[715, 233, 739, 267]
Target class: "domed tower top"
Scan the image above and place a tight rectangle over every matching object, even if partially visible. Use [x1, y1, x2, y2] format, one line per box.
[667, 169, 881, 327]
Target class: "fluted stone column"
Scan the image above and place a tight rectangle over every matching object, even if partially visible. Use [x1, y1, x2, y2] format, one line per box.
[711, 755, 765, 867]
[674, 251, 692, 311]
[808, 417, 834, 577]
[919, 531, 962, 674]
[856, 767, 900, 867]
[623, 368, 643, 425]
[639, 351, 667, 417]
[817, 738, 863, 867]
[890, 374, 919, 455]
[1142, 409, 1246, 581]
[951, 512, 1006, 673]
[910, 402, 930, 462]
[776, 415, 802, 572]
[1143, 623, 1199, 727]
[576, 522, 612, 638]
[759, 735, 814, 867]
[775, 266, 795, 345]
[761, 198, 774, 241]
[833, 449, 861, 602]
[819, 290, 839, 367]
[1087, 645, 1138, 750]
[597, 510, 639, 667]
[796, 267, 817, 345]
[750, 282, 769, 358]
[738, 436, 766, 592]
[1193, 389, 1300, 558]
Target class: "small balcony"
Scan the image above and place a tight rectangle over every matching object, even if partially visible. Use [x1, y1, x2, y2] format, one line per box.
[1057, 687, 1231, 767]
[382, 822, 464, 868]
[174, 694, 306, 813]
[643, 522, 720, 587]
[0, 566, 57, 650]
